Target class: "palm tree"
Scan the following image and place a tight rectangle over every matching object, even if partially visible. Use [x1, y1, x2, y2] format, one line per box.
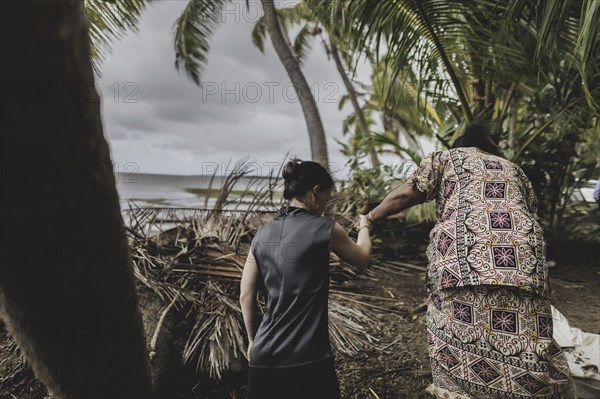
[1, 0, 153, 397]
[344, 0, 599, 227]
[252, 1, 382, 168]
[172, 0, 330, 169]
[330, 41, 381, 169]
[348, 0, 599, 156]
[348, 0, 599, 121]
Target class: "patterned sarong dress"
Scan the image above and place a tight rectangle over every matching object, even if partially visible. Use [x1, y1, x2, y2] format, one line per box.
[406, 147, 575, 399]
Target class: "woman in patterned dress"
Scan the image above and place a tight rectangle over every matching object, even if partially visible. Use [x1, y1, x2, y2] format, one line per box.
[366, 124, 575, 398]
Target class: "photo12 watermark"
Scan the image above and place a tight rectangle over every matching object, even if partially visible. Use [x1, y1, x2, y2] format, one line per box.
[199, 81, 342, 104]
[1, 81, 140, 104]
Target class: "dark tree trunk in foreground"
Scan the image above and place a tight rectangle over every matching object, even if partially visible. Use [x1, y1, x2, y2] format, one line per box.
[261, 0, 330, 170]
[0, 1, 153, 397]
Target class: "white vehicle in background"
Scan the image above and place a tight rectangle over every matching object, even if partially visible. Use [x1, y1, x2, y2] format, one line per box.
[573, 179, 598, 203]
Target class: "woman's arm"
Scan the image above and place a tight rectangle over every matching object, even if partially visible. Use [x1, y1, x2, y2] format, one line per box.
[330, 215, 372, 268]
[369, 151, 443, 222]
[239, 249, 261, 359]
[368, 182, 427, 222]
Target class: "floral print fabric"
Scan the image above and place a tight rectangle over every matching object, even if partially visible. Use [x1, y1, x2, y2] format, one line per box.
[426, 286, 574, 399]
[406, 147, 548, 298]
[406, 147, 574, 398]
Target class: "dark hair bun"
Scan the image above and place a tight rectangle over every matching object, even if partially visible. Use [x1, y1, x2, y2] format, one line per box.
[283, 158, 302, 182]
[281, 158, 334, 201]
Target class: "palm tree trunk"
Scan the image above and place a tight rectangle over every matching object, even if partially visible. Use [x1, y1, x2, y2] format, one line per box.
[0, 1, 153, 397]
[261, 0, 329, 169]
[508, 90, 518, 151]
[330, 40, 380, 169]
[471, 78, 486, 116]
[383, 111, 401, 156]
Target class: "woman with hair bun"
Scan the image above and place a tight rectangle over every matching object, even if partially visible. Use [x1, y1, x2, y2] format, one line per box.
[240, 157, 373, 399]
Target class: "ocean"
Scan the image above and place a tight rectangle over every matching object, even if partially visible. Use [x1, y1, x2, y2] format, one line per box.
[114, 172, 284, 210]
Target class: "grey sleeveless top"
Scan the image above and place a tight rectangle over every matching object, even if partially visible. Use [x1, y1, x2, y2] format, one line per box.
[249, 204, 335, 368]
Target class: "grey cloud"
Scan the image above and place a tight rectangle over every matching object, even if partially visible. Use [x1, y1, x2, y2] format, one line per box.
[98, 0, 372, 176]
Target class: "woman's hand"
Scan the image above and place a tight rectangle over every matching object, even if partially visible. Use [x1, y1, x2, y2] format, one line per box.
[358, 214, 372, 231]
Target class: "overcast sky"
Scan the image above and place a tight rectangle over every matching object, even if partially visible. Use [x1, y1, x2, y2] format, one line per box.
[97, 0, 430, 178]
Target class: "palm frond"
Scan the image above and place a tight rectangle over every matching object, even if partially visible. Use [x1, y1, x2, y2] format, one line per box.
[348, 0, 600, 122]
[182, 281, 245, 380]
[85, 0, 153, 73]
[252, 2, 317, 63]
[371, 133, 422, 164]
[576, 0, 600, 109]
[349, 0, 474, 121]
[304, 0, 355, 43]
[275, 2, 314, 24]
[173, 0, 227, 85]
[503, 0, 600, 110]
[251, 13, 268, 53]
[293, 25, 316, 65]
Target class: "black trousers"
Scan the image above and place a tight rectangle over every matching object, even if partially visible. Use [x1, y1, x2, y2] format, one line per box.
[247, 357, 341, 399]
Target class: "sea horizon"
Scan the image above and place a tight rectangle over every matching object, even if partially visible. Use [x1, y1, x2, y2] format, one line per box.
[114, 171, 347, 211]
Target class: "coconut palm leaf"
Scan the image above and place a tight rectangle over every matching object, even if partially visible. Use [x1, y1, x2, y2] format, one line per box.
[251, 11, 269, 52]
[252, 2, 318, 65]
[85, 0, 153, 73]
[498, 0, 599, 112]
[575, 0, 600, 108]
[504, 0, 594, 65]
[346, 0, 600, 122]
[173, 0, 228, 85]
[293, 24, 317, 65]
[371, 133, 422, 164]
[348, 0, 475, 122]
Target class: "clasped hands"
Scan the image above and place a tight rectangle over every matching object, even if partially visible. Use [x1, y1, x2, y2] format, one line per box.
[354, 212, 374, 232]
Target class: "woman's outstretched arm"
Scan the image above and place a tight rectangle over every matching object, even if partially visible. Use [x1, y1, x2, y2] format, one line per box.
[330, 215, 372, 269]
[368, 182, 427, 222]
[240, 249, 261, 359]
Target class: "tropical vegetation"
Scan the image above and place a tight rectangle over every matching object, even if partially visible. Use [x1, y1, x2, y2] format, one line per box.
[84, 0, 600, 227]
[2, 1, 599, 398]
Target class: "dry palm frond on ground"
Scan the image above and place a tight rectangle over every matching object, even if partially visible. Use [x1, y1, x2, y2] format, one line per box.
[0, 162, 402, 396]
[119, 161, 394, 379]
[123, 195, 387, 380]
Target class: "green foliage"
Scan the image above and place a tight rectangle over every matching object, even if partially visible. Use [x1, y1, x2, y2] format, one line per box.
[340, 167, 397, 214]
[349, 0, 600, 118]
[84, 0, 600, 230]
[84, 0, 153, 73]
[370, 133, 422, 164]
[406, 202, 437, 224]
[251, 2, 318, 65]
[337, 134, 394, 208]
[517, 103, 600, 228]
[173, 0, 228, 85]
[341, 0, 599, 228]
[338, 132, 439, 224]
